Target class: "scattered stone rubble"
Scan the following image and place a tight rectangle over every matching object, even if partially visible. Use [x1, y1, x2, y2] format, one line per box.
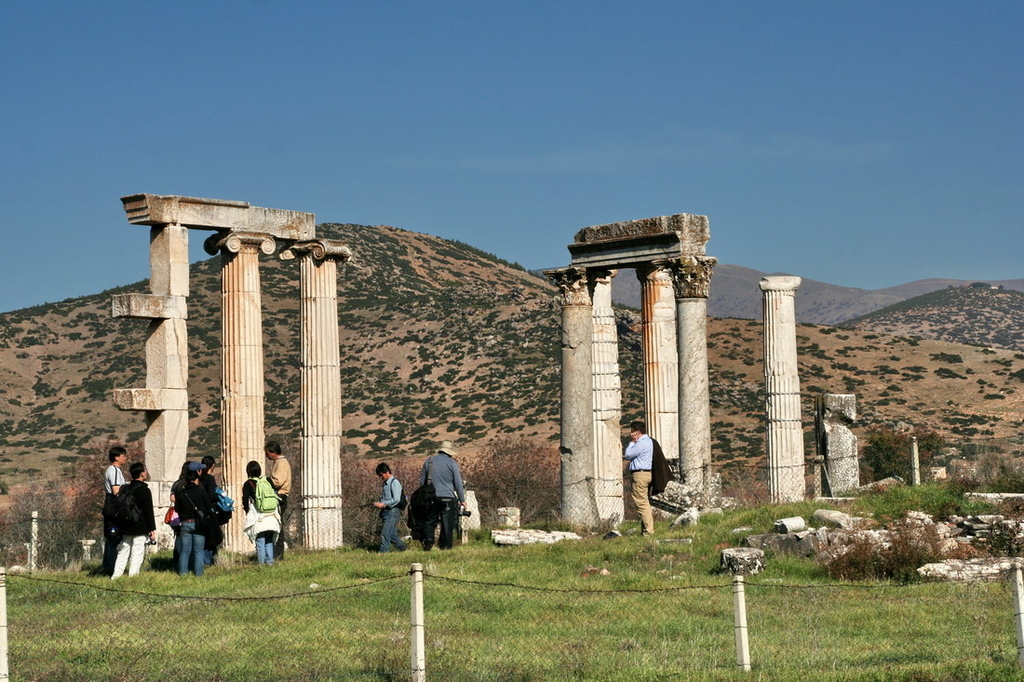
[491, 529, 582, 546]
[739, 508, 1024, 582]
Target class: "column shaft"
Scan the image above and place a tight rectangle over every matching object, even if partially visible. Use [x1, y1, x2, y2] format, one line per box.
[590, 272, 624, 525]
[638, 265, 679, 463]
[761, 276, 804, 503]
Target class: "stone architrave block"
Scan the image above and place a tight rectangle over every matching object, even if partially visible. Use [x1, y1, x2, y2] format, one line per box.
[491, 529, 582, 546]
[121, 194, 316, 241]
[112, 388, 188, 411]
[497, 507, 521, 528]
[720, 548, 766, 575]
[568, 213, 710, 269]
[918, 558, 1024, 582]
[112, 294, 187, 320]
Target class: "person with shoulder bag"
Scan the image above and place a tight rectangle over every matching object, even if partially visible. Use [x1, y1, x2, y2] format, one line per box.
[241, 460, 281, 566]
[173, 469, 215, 577]
[373, 462, 408, 553]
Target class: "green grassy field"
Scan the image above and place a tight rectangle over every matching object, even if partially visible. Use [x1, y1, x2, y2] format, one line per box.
[5, 487, 1023, 681]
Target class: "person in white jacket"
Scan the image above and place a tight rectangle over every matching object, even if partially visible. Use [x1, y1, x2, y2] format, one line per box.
[241, 460, 281, 565]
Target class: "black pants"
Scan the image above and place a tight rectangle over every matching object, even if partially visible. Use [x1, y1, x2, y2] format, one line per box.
[424, 498, 458, 550]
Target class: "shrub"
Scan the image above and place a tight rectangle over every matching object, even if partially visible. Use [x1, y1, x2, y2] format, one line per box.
[462, 436, 559, 526]
[821, 519, 945, 582]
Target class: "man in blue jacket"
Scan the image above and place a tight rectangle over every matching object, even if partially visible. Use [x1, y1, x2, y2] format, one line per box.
[373, 462, 407, 553]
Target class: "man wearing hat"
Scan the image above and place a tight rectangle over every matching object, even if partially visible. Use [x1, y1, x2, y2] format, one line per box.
[419, 440, 466, 550]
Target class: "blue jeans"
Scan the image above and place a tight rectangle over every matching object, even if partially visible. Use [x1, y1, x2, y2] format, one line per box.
[177, 521, 206, 577]
[379, 507, 407, 553]
[255, 531, 275, 565]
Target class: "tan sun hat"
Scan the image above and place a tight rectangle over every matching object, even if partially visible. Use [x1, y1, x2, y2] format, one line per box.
[438, 440, 458, 456]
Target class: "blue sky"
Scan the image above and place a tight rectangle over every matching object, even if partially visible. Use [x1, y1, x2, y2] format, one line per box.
[1, 2, 1020, 313]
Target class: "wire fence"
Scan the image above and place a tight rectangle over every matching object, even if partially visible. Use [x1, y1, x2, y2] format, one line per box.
[2, 562, 1023, 681]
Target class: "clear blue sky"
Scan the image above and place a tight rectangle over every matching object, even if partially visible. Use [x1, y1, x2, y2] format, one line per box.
[1, 2, 1020, 313]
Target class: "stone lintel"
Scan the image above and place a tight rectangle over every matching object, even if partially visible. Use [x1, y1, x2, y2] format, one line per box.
[112, 294, 187, 320]
[121, 194, 316, 241]
[568, 233, 690, 269]
[113, 388, 188, 411]
[569, 213, 709, 269]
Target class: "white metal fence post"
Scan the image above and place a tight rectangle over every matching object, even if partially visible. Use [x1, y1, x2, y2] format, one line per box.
[29, 512, 39, 572]
[1, 567, 9, 681]
[733, 575, 751, 672]
[1013, 564, 1024, 669]
[411, 562, 426, 682]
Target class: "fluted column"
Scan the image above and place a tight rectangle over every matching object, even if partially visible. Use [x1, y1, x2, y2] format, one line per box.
[666, 256, 716, 492]
[590, 270, 624, 525]
[546, 267, 599, 528]
[760, 276, 804, 503]
[207, 231, 276, 551]
[637, 264, 679, 463]
[282, 240, 352, 549]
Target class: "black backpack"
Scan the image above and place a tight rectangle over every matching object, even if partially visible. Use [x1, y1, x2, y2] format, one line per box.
[113, 483, 143, 526]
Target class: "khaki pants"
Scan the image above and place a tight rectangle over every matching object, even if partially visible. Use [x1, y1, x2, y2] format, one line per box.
[629, 470, 654, 535]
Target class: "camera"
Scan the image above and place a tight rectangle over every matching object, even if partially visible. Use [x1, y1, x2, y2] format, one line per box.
[458, 509, 472, 518]
[146, 538, 157, 546]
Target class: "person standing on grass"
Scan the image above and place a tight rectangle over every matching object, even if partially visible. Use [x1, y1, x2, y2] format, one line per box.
[174, 468, 215, 577]
[111, 462, 156, 579]
[623, 420, 655, 536]
[265, 440, 291, 560]
[373, 462, 407, 553]
[419, 441, 466, 550]
[101, 446, 128, 575]
[241, 460, 280, 566]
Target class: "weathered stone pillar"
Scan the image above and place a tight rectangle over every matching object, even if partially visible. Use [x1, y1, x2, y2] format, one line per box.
[282, 239, 352, 549]
[545, 267, 599, 527]
[814, 393, 859, 495]
[637, 264, 679, 463]
[111, 223, 190, 547]
[910, 436, 921, 486]
[207, 231, 276, 551]
[666, 256, 716, 491]
[760, 276, 804, 503]
[590, 270, 624, 525]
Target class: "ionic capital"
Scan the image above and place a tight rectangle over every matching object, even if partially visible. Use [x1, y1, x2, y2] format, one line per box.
[662, 256, 718, 299]
[203, 231, 277, 256]
[544, 266, 594, 307]
[279, 239, 353, 263]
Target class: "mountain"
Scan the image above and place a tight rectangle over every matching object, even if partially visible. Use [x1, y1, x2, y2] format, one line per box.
[610, 267, 1024, 325]
[1, 224, 1022, 491]
[841, 287, 1024, 351]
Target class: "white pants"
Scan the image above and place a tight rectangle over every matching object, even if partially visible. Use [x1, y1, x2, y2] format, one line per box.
[111, 534, 147, 579]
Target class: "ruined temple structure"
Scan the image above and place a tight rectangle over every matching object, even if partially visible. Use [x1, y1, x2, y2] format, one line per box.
[546, 214, 717, 527]
[113, 194, 350, 552]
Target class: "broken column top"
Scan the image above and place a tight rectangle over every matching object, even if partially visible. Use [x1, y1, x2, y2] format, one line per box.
[759, 275, 802, 292]
[121, 193, 316, 241]
[568, 213, 710, 269]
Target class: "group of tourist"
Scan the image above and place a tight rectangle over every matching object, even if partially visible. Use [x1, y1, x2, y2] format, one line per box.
[100, 440, 291, 578]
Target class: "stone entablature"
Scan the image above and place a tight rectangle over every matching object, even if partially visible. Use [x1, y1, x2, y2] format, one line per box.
[569, 213, 710, 269]
[122, 193, 315, 241]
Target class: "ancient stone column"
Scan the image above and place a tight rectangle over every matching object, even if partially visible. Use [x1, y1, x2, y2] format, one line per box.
[545, 267, 599, 527]
[208, 231, 276, 551]
[590, 270, 624, 525]
[814, 393, 859, 495]
[282, 239, 352, 549]
[666, 256, 717, 492]
[910, 436, 921, 486]
[637, 264, 679, 464]
[111, 223, 190, 546]
[760, 276, 804, 503]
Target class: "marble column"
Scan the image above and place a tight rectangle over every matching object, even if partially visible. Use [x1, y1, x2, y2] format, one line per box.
[666, 256, 717, 492]
[760, 276, 804, 503]
[637, 264, 679, 464]
[546, 267, 599, 527]
[590, 270, 624, 525]
[282, 240, 352, 549]
[207, 231, 276, 551]
[111, 223, 190, 548]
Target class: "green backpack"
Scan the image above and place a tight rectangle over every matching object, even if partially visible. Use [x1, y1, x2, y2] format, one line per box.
[252, 476, 279, 513]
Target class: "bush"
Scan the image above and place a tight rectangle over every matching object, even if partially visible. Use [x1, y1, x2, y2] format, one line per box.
[462, 436, 559, 526]
[822, 519, 946, 583]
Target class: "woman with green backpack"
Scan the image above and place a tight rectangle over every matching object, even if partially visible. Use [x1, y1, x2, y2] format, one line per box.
[241, 460, 281, 566]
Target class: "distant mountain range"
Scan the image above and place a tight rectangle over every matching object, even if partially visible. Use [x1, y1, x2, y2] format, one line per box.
[609, 264, 1024, 326]
[1, 224, 1022, 492]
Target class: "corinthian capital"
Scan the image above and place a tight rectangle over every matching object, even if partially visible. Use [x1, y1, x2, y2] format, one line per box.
[663, 256, 718, 299]
[203, 231, 277, 256]
[544, 266, 594, 307]
[279, 239, 353, 263]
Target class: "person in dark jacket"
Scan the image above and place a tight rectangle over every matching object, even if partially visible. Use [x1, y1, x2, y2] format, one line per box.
[199, 455, 224, 566]
[174, 469, 215, 577]
[111, 462, 156, 579]
[419, 441, 466, 550]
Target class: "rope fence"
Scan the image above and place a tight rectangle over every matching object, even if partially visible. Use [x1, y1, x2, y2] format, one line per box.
[2, 563, 1022, 680]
